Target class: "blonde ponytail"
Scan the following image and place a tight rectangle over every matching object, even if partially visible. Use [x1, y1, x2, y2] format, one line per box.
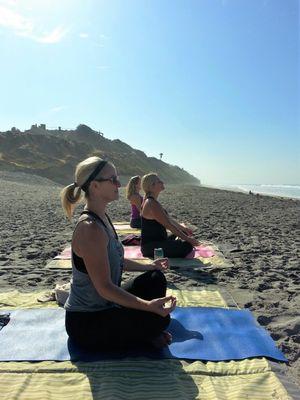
[60, 183, 83, 220]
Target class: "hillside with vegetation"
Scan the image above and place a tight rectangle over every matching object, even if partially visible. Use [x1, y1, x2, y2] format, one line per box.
[0, 124, 200, 185]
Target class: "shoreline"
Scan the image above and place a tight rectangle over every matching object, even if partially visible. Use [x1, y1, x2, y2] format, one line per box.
[201, 183, 300, 201]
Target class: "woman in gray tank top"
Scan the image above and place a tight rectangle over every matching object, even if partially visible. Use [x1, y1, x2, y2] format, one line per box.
[61, 156, 176, 351]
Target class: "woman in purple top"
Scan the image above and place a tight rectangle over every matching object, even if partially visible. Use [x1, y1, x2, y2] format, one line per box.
[126, 176, 143, 228]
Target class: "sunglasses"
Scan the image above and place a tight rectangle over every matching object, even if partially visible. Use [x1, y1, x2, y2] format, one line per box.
[96, 176, 120, 185]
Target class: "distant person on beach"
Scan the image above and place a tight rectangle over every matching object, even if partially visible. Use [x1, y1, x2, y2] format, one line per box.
[60, 157, 176, 351]
[125, 175, 143, 228]
[141, 173, 199, 258]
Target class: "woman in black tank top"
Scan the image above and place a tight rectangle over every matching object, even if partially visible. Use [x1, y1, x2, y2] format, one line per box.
[141, 173, 199, 258]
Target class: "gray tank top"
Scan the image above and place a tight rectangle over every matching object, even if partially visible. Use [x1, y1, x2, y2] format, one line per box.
[64, 212, 124, 312]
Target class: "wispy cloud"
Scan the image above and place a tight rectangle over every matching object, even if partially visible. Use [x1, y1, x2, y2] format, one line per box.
[49, 106, 67, 113]
[32, 26, 69, 44]
[0, 5, 33, 32]
[0, 0, 18, 6]
[79, 32, 88, 39]
[0, 4, 68, 43]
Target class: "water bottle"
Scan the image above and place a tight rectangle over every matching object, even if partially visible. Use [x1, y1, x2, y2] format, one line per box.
[154, 248, 164, 260]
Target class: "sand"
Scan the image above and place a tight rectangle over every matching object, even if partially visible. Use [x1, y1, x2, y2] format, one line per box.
[0, 171, 299, 388]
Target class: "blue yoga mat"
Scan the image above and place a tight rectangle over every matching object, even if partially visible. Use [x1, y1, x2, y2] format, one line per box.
[0, 307, 286, 362]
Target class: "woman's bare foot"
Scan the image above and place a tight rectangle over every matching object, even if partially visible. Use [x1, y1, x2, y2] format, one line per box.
[151, 331, 172, 349]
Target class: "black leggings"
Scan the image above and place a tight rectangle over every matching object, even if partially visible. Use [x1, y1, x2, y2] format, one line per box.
[65, 270, 169, 351]
[130, 217, 141, 229]
[141, 235, 193, 258]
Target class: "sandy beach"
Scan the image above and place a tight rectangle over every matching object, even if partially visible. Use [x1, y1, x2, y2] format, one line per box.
[0, 171, 299, 388]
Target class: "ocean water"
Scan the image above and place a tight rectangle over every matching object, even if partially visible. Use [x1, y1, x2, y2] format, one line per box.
[210, 184, 300, 199]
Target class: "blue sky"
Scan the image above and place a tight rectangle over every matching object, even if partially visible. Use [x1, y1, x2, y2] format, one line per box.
[0, 0, 299, 184]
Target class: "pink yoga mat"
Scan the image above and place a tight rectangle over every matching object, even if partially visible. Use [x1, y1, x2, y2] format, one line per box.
[55, 245, 214, 260]
[54, 246, 143, 260]
[124, 246, 144, 259]
[55, 247, 71, 260]
[187, 246, 215, 258]
[123, 245, 214, 259]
